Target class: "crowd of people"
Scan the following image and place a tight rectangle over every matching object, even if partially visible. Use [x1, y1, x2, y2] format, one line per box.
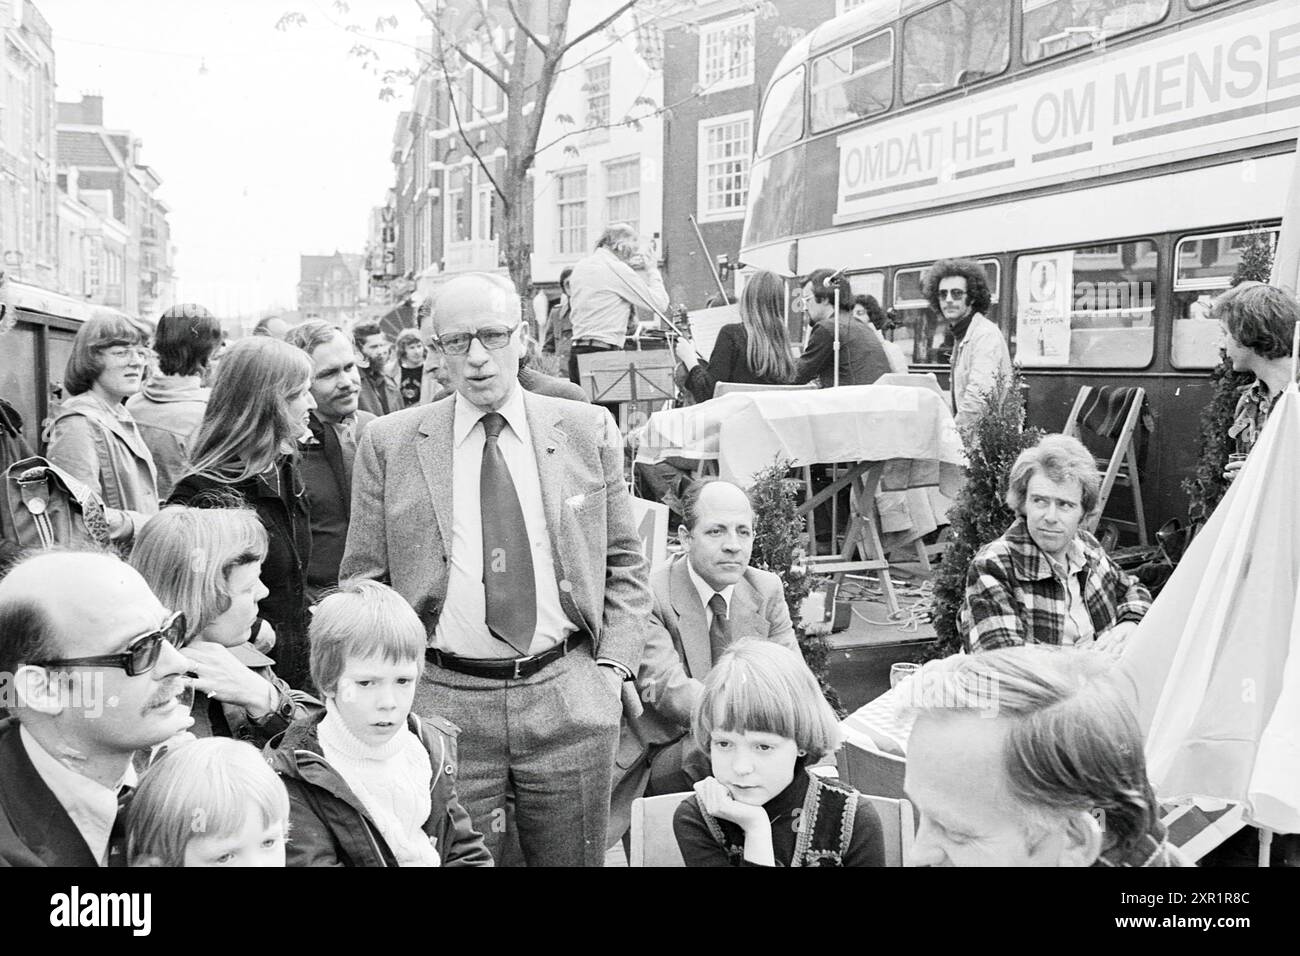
[1, 219, 1297, 868]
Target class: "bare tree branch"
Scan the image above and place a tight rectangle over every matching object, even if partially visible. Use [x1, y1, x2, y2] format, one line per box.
[505, 0, 546, 54]
[558, 0, 642, 57]
[472, 0, 513, 73]
[434, 42, 505, 205]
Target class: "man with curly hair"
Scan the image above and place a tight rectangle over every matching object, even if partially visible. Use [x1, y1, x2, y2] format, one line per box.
[923, 258, 1011, 430]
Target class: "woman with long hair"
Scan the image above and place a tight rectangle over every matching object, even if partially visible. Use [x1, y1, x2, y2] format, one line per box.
[130, 505, 322, 742]
[45, 313, 159, 547]
[169, 337, 317, 692]
[673, 270, 797, 402]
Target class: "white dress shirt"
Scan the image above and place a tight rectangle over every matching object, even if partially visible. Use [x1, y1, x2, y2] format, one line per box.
[568, 248, 670, 347]
[685, 558, 736, 633]
[1047, 539, 1095, 646]
[434, 386, 575, 658]
[19, 725, 136, 866]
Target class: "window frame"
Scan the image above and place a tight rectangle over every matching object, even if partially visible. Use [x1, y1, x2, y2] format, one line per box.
[697, 110, 754, 224]
[810, 27, 895, 135]
[584, 59, 611, 130]
[698, 13, 756, 94]
[1173, 227, 1280, 292]
[1021, 0, 1171, 66]
[555, 166, 589, 258]
[902, 0, 1012, 105]
[1011, 237, 1160, 370]
[603, 156, 641, 236]
[755, 64, 806, 158]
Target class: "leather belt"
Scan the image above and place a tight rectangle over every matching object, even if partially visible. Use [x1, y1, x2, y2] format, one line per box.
[570, 338, 620, 350]
[425, 633, 590, 680]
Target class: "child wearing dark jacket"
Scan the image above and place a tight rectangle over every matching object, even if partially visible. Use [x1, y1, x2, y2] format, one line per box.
[673, 640, 886, 867]
[266, 580, 491, 866]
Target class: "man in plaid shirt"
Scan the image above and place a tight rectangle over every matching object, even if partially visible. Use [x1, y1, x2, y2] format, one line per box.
[960, 434, 1150, 654]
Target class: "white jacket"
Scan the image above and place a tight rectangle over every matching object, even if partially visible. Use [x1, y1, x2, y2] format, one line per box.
[950, 312, 1012, 430]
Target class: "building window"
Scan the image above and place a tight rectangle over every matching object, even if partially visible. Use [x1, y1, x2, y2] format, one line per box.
[699, 15, 754, 93]
[604, 158, 640, 235]
[698, 111, 752, 222]
[556, 168, 588, 256]
[447, 166, 470, 243]
[584, 61, 610, 129]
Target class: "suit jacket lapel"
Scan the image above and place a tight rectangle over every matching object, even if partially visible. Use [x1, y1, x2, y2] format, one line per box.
[728, 575, 765, 640]
[417, 401, 456, 551]
[0, 724, 99, 867]
[669, 557, 712, 677]
[524, 390, 567, 541]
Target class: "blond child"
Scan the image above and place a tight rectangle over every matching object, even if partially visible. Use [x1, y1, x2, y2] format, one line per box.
[127, 736, 289, 867]
[130, 506, 323, 742]
[265, 580, 492, 866]
[673, 640, 885, 866]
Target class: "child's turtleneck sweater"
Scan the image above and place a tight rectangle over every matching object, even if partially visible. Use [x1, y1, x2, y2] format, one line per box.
[317, 708, 441, 866]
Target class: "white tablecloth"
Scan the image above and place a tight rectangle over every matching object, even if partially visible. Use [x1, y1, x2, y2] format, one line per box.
[634, 384, 966, 497]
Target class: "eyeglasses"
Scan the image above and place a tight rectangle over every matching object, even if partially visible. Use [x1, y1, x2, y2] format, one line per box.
[938, 289, 968, 301]
[433, 324, 518, 356]
[30, 610, 187, 677]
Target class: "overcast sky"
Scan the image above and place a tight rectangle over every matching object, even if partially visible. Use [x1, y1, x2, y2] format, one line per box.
[41, 0, 419, 318]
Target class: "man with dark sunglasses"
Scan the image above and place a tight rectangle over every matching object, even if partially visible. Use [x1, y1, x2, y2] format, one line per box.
[922, 257, 1011, 431]
[0, 551, 194, 866]
[343, 271, 652, 867]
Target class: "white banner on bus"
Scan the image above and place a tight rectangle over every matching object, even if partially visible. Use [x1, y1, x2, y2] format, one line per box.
[835, 0, 1300, 224]
[1015, 251, 1074, 367]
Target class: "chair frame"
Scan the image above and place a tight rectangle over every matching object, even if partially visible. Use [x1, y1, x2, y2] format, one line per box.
[1062, 385, 1150, 546]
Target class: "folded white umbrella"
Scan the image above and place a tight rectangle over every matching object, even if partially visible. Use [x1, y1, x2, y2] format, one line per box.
[1119, 384, 1300, 833]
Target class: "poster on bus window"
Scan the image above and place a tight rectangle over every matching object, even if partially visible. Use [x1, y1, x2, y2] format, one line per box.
[1016, 251, 1074, 367]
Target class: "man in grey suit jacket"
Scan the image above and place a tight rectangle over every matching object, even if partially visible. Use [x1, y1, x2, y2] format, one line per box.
[607, 478, 798, 846]
[341, 273, 651, 867]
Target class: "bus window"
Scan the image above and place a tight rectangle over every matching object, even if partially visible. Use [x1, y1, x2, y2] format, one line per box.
[810, 30, 893, 133]
[893, 260, 1000, 365]
[849, 272, 885, 304]
[1022, 0, 1170, 64]
[756, 66, 806, 157]
[1171, 227, 1279, 369]
[903, 0, 1010, 104]
[1013, 240, 1157, 368]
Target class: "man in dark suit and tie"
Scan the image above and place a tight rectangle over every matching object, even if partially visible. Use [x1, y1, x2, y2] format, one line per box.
[607, 477, 800, 847]
[0, 552, 194, 866]
[341, 272, 651, 867]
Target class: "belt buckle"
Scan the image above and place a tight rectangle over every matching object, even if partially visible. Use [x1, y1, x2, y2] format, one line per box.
[512, 655, 531, 680]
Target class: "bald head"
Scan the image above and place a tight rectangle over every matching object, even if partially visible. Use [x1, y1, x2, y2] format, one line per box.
[0, 551, 167, 664]
[429, 272, 524, 412]
[431, 273, 521, 337]
[678, 479, 756, 591]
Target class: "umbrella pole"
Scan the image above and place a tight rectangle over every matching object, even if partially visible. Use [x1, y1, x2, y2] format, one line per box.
[1258, 828, 1273, 867]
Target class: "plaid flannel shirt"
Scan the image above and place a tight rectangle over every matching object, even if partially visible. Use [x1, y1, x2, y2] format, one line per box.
[960, 518, 1151, 652]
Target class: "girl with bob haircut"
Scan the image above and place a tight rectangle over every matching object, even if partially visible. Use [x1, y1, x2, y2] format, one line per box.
[169, 337, 317, 692]
[266, 580, 492, 867]
[674, 269, 797, 402]
[46, 313, 160, 546]
[129, 506, 322, 743]
[127, 737, 290, 867]
[673, 640, 885, 867]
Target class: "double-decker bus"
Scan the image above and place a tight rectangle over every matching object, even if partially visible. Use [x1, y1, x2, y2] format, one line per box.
[741, 0, 1300, 533]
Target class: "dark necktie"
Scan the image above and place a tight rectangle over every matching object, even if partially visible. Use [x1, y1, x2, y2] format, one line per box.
[708, 593, 731, 665]
[106, 784, 134, 868]
[480, 412, 537, 656]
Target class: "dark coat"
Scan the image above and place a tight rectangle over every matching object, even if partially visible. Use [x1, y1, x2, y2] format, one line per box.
[0, 717, 110, 867]
[793, 314, 891, 388]
[358, 367, 402, 418]
[169, 460, 314, 691]
[266, 710, 493, 867]
[188, 641, 325, 745]
[299, 410, 375, 598]
[683, 323, 793, 402]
